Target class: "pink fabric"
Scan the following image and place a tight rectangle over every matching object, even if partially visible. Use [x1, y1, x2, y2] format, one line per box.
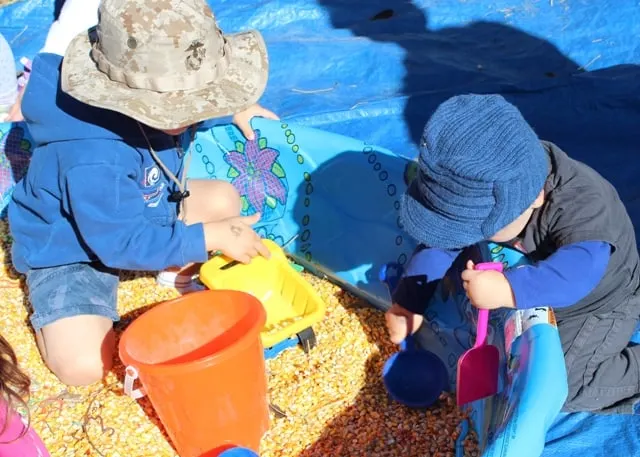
[0, 399, 49, 457]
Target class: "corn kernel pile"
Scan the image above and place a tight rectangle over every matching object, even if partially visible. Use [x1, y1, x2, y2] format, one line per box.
[0, 221, 478, 457]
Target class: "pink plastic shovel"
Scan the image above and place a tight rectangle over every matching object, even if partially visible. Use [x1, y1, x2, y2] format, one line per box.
[456, 261, 503, 406]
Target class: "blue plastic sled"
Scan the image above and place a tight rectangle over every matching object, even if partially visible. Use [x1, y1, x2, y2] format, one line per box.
[188, 118, 416, 308]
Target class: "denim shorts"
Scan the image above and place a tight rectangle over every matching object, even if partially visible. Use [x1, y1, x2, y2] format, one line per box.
[26, 262, 120, 331]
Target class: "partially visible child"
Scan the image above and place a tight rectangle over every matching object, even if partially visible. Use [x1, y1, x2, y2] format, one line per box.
[386, 94, 640, 413]
[9, 0, 276, 387]
[0, 33, 19, 123]
[0, 335, 49, 456]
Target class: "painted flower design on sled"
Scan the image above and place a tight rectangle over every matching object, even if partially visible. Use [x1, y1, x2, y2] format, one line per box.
[224, 129, 287, 214]
[255, 226, 286, 247]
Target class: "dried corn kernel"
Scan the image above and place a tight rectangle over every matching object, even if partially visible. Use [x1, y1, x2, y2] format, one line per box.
[0, 220, 478, 456]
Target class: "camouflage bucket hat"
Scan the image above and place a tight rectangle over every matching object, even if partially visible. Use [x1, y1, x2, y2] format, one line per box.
[61, 0, 268, 130]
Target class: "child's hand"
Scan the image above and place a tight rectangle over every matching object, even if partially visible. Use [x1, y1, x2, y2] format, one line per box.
[233, 103, 279, 141]
[461, 260, 515, 309]
[204, 213, 271, 264]
[385, 303, 424, 344]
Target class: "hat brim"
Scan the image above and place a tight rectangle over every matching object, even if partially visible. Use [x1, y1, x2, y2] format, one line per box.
[400, 179, 485, 250]
[61, 29, 268, 130]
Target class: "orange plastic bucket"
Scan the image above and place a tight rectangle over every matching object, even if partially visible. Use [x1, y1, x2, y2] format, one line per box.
[119, 290, 269, 457]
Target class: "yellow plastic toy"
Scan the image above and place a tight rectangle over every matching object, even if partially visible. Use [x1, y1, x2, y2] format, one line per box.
[198, 239, 326, 349]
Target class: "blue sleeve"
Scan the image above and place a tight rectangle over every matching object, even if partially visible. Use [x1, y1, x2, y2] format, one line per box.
[504, 241, 610, 309]
[392, 246, 459, 314]
[64, 164, 208, 271]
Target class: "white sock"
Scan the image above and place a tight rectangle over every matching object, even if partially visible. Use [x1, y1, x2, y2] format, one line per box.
[41, 0, 101, 56]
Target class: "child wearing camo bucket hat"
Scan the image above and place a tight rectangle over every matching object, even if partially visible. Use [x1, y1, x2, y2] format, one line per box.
[8, 0, 277, 387]
[386, 94, 640, 414]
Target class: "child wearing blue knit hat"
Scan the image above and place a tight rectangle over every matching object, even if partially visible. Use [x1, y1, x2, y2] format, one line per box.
[387, 94, 640, 414]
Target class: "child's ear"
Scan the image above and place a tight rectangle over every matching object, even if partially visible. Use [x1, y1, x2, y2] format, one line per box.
[531, 189, 545, 209]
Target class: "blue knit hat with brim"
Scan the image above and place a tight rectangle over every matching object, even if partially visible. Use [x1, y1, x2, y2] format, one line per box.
[400, 94, 548, 249]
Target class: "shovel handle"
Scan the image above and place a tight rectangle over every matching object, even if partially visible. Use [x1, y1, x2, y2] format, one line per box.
[474, 262, 504, 273]
[473, 262, 504, 347]
[475, 309, 490, 347]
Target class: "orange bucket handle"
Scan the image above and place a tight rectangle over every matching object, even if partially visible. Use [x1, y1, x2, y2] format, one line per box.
[124, 366, 146, 400]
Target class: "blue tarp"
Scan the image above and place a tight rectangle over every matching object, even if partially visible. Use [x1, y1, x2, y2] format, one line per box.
[2, 0, 640, 456]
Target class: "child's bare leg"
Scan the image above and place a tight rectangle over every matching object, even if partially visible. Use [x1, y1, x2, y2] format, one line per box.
[27, 262, 120, 386]
[172, 179, 241, 261]
[160, 180, 242, 284]
[36, 315, 115, 386]
[182, 179, 242, 225]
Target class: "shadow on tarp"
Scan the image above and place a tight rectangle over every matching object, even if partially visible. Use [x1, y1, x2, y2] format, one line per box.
[311, 0, 640, 234]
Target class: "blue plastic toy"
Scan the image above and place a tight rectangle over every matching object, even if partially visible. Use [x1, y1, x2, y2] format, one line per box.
[264, 336, 299, 359]
[382, 334, 448, 408]
[219, 447, 259, 457]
